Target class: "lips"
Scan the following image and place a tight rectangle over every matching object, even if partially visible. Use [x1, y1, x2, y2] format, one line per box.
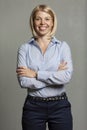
[39, 26, 48, 31]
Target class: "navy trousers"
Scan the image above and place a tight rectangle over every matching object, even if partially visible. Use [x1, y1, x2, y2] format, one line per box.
[22, 96, 73, 130]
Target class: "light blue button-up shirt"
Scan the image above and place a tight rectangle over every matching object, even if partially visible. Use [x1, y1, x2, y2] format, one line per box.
[17, 37, 73, 97]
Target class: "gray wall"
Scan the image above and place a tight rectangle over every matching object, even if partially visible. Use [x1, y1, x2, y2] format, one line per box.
[0, 0, 87, 130]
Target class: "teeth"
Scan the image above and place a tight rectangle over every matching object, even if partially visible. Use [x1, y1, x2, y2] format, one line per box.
[39, 27, 47, 30]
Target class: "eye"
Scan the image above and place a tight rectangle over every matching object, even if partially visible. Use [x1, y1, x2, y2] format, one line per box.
[34, 17, 41, 21]
[45, 18, 50, 21]
[45, 17, 52, 21]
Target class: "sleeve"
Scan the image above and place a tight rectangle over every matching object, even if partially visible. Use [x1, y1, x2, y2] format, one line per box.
[37, 42, 73, 85]
[17, 44, 47, 89]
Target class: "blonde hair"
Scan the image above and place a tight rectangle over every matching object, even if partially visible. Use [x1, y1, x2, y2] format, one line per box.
[30, 5, 57, 38]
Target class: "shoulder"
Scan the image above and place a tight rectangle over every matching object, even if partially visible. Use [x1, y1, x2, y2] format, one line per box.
[53, 37, 70, 49]
[61, 41, 70, 49]
[18, 38, 34, 51]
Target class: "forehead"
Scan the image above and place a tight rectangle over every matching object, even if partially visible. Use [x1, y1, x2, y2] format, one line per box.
[35, 11, 52, 18]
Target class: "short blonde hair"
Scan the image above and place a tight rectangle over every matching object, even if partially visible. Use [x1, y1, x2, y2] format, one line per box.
[30, 5, 57, 38]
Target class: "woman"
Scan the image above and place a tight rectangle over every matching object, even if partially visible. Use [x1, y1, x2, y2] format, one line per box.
[16, 4, 73, 130]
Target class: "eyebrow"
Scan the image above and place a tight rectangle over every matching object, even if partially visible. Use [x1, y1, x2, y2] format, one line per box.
[35, 16, 52, 19]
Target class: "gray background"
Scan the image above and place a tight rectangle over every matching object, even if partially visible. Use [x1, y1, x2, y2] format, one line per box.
[0, 0, 87, 130]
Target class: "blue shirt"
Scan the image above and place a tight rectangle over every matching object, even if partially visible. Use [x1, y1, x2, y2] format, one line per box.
[17, 37, 73, 97]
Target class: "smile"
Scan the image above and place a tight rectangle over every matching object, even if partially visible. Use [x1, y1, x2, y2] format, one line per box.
[39, 26, 48, 31]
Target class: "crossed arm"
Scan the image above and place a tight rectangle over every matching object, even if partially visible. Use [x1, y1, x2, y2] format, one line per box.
[16, 61, 67, 78]
[16, 42, 73, 89]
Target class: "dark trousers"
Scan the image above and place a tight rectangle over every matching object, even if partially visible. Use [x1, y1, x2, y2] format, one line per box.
[22, 96, 73, 130]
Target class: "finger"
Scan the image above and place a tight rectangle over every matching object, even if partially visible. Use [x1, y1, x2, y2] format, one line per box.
[16, 68, 26, 74]
[16, 66, 27, 72]
[16, 69, 23, 73]
[58, 64, 68, 70]
[64, 62, 67, 66]
[17, 71, 26, 76]
[61, 62, 67, 66]
[17, 66, 27, 69]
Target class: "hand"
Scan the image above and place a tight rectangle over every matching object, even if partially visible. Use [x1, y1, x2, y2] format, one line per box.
[16, 66, 37, 78]
[58, 61, 68, 71]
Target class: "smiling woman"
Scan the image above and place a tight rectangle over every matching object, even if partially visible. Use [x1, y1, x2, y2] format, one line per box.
[16, 4, 73, 130]
[30, 4, 57, 39]
[33, 11, 53, 37]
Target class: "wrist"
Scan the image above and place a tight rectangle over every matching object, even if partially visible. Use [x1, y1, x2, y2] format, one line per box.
[35, 71, 37, 78]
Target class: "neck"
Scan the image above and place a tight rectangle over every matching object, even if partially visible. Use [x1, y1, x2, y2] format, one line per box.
[35, 36, 52, 54]
[36, 36, 51, 46]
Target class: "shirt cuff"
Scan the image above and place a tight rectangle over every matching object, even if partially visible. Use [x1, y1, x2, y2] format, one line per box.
[37, 71, 53, 81]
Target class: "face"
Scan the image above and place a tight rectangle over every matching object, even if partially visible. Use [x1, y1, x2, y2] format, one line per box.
[33, 11, 53, 37]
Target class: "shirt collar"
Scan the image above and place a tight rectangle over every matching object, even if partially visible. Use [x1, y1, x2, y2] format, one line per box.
[28, 37, 35, 44]
[51, 37, 61, 44]
[28, 37, 61, 45]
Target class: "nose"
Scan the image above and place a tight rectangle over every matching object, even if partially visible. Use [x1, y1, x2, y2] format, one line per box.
[40, 19, 45, 24]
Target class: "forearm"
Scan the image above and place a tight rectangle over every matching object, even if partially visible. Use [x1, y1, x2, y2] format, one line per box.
[16, 67, 47, 89]
[17, 76, 47, 89]
[37, 69, 73, 85]
[17, 60, 73, 88]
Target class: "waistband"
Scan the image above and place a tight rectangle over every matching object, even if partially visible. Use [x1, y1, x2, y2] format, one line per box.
[27, 92, 67, 102]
